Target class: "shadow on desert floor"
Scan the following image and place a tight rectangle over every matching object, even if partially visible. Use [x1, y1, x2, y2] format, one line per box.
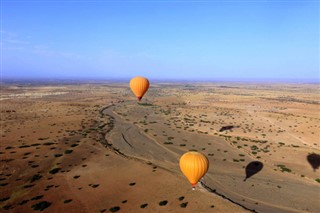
[244, 161, 264, 181]
[219, 125, 239, 132]
[307, 153, 320, 172]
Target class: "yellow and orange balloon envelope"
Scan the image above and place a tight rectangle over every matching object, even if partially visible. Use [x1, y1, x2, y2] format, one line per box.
[179, 151, 209, 187]
[129, 76, 150, 101]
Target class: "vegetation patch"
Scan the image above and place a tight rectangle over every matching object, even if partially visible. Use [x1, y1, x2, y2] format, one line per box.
[19, 199, 29, 205]
[140, 203, 148, 208]
[63, 199, 72, 203]
[178, 196, 184, 201]
[31, 201, 51, 211]
[159, 200, 168, 206]
[2, 205, 12, 210]
[64, 150, 73, 154]
[180, 202, 188, 208]
[49, 168, 61, 174]
[38, 137, 49, 141]
[31, 195, 44, 200]
[19, 145, 31, 148]
[42, 142, 55, 146]
[24, 184, 35, 188]
[89, 184, 100, 188]
[138, 102, 153, 106]
[277, 165, 292, 173]
[5, 146, 14, 150]
[0, 196, 10, 202]
[109, 206, 120, 212]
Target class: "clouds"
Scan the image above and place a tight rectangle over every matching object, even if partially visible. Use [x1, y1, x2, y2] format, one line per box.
[2, 30, 83, 59]
[1, 30, 29, 51]
[1, 30, 97, 78]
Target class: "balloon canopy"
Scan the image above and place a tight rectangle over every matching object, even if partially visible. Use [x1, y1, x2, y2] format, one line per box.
[129, 76, 150, 101]
[179, 151, 209, 188]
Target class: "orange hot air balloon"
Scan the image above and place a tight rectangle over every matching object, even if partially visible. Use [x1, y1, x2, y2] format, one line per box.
[129, 76, 150, 101]
[179, 151, 209, 190]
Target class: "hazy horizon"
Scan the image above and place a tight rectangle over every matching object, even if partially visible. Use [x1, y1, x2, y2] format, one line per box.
[2, 76, 319, 84]
[2, 1, 319, 81]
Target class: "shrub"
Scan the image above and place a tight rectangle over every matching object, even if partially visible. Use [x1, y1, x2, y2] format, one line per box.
[159, 200, 168, 206]
[49, 168, 61, 174]
[31, 201, 51, 211]
[30, 174, 42, 183]
[140, 203, 148, 208]
[0, 197, 10, 202]
[178, 196, 184, 201]
[43, 142, 55, 146]
[277, 165, 291, 173]
[63, 199, 72, 204]
[180, 202, 188, 208]
[109, 206, 120, 212]
[31, 195, 43, 201]
[64, 150, 73, 154]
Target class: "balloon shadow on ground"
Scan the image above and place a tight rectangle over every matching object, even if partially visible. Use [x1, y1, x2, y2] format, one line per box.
[307, 153, 320, 172]
[219, 125, 237, 132]
[244, 161, 263, 181]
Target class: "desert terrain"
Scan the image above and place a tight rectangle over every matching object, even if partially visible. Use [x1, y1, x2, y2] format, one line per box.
[0, 81, 319, 212]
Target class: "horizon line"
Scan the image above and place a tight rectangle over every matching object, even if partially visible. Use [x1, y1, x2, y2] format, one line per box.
[1, 77, 319, 84]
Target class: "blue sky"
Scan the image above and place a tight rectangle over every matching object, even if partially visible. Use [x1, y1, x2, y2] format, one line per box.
[1, 0, 319, 81]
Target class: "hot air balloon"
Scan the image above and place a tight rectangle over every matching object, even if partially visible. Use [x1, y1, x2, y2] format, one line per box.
[129, 76, 150, 101]
[179, 151, 209, 190]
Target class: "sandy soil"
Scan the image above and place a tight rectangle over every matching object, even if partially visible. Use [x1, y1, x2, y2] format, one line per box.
[0, 82, 319, 212]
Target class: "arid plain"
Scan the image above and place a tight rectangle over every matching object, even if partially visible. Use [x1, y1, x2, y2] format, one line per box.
[1, 81, 319, 213]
